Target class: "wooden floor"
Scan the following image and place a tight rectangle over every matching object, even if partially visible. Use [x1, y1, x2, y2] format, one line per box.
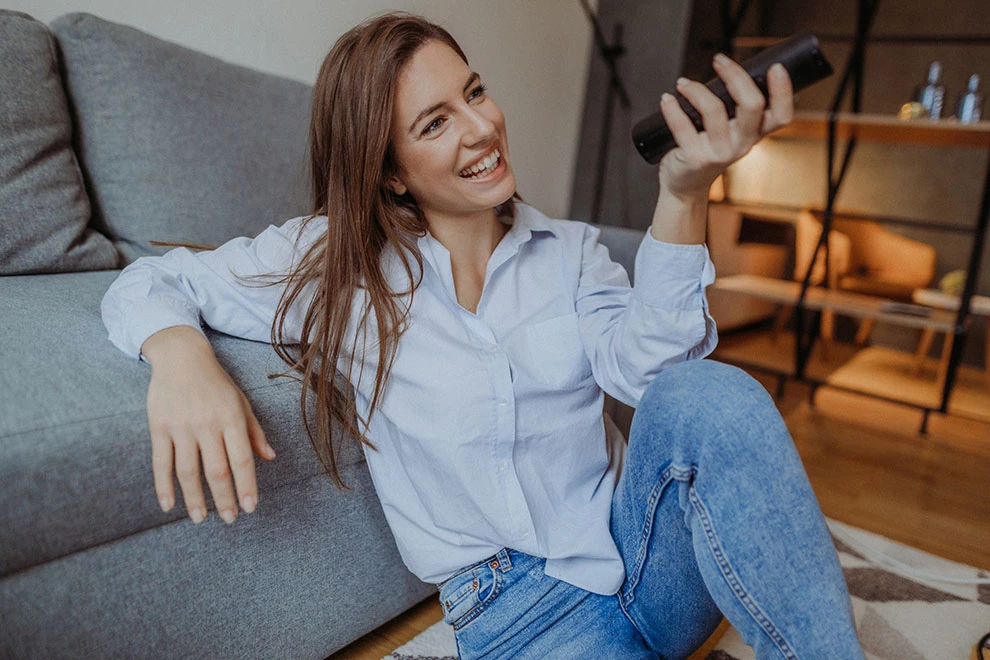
[328, 342, 990, 660]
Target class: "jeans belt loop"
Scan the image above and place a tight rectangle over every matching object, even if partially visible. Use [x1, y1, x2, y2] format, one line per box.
[490, 548, 513, 573]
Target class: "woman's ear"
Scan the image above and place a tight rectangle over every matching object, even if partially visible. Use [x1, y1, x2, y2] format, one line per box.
[388, 176, 408, 196]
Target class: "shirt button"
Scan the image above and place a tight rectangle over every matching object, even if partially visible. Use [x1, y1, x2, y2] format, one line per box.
[498, 399, 507, 407]
[497, 461, 507, 472]
[522, 531, 530, 539]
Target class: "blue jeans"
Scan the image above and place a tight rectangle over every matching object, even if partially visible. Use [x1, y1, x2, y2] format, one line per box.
[438, 360, 863, 659]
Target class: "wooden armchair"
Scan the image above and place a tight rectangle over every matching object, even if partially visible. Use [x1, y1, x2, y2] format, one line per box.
[828, 213, 937, 344]
[779, 209, 937, 352]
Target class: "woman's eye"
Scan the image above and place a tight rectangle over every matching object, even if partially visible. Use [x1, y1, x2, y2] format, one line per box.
[422, 117, 445, 135]
[468, 84, 488, 101]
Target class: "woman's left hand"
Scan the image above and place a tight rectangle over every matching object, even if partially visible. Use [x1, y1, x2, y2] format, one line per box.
[657, 53, 794, 202]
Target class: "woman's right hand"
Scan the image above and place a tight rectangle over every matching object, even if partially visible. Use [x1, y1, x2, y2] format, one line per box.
[141, 326, 276, 524]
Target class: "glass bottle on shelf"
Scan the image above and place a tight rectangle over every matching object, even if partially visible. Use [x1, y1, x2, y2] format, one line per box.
[954, 74, 984, 123]
[913, 61, 946, 119]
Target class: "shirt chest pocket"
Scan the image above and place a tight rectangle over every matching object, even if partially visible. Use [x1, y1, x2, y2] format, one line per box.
[514, 313, 593, 389]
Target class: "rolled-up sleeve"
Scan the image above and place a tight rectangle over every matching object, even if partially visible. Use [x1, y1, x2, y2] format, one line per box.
[101, 215, 325, 361]
[575, 225, 718, 407]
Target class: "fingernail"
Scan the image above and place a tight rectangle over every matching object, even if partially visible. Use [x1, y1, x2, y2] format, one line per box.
[159, 496, 173, 512]
[242, 495, 256, 513]
[220, 508, 236, 525]
[661, 92, 674, 104]
[676, 77, 689, 87]
[190, 508, 206, 524]
[714, 53, 728, 65]
[266, 445, 276, 459]
[771, 63, 786, 76]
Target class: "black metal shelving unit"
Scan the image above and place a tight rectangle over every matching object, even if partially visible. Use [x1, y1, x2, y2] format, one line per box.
[711, 0, 990, 432]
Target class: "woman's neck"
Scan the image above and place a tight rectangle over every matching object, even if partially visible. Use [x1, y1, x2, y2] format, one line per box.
[425, 207, 509, 313]
[425, 207, 508, 266]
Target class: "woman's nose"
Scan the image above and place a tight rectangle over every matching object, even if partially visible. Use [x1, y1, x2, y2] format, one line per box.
[461, 106, 497, 146]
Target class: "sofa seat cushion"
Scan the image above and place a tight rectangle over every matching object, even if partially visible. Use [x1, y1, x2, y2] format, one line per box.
[0, 272, 366, 576]
[49, 13, 313, 263]
[0, 11, 118, 275]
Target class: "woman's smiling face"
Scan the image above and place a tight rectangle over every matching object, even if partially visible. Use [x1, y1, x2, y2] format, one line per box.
[388, 40, 516, 223]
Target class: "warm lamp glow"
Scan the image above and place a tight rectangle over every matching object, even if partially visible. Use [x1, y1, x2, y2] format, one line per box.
[708, 174, 726, 201]
[722, 142, 775, 202]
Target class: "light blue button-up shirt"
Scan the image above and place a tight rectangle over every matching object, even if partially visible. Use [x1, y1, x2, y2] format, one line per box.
[101, 202, 716, 595]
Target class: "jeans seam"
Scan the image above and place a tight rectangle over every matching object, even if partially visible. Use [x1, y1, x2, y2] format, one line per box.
[621, 465, 678, 607]
[616, 592, 657, 657]
[688, 485, 799, 660]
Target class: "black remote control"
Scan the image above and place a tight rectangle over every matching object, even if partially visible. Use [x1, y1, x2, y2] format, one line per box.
[632, 29, 834, 164]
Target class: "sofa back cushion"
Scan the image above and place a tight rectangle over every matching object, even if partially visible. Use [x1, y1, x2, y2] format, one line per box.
[0, 11, 119, 275]
[50, 13, 313, 263]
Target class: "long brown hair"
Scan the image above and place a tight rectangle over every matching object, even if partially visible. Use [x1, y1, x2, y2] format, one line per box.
[270, 13, 510, 488]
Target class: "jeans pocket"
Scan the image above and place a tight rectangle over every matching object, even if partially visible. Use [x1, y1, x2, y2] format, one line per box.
[439, 560, 504, 631]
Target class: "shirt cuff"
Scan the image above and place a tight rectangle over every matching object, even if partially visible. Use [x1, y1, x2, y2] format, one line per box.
[108, 299, 205, 362]
[632, 233, 715, 310]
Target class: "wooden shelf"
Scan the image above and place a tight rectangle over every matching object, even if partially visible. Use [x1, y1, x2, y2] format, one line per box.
[710, 200, 977, 234]
[825, 346, 990, 422]
[709, 201, 798, 223]
[772, 111, 990, 148]
[714, 329, 990, 419]
[711, 274, 959, 332]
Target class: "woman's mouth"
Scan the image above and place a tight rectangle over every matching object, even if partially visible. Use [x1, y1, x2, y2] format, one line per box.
[458, 148, 501, 180]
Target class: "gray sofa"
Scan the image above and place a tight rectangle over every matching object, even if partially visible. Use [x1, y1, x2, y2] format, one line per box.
[0, 10, 646, 660]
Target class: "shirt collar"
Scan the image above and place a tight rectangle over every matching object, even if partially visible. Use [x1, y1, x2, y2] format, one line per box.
[502, 201, 558, 246]
[413, 202, 557, 273]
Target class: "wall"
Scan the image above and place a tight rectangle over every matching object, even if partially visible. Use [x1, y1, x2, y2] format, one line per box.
[8, 0, 595, 220]
[568, 0, 695, 227]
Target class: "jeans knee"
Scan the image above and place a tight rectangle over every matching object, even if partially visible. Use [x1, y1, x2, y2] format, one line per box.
[639, 360, 764, 415]
[633, 360, 787, 451]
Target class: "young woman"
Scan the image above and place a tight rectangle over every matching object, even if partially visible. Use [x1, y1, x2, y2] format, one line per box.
[102, 13, 864, 659]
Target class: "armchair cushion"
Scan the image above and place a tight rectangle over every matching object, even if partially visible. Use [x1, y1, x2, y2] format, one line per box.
[833, 217, 936, 295]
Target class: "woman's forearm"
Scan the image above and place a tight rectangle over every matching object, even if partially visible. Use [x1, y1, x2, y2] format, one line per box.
[649, 189, 708, 245]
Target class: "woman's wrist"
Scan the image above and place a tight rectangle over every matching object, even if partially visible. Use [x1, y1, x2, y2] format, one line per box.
[649, 189, 709, 245]
[140, 325, 214, 367]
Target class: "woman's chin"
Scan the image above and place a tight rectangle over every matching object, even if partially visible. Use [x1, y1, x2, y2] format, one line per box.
[458, 173, 516, 211]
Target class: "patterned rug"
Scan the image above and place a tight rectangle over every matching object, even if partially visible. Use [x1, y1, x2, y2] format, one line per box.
[381, 520, 990, 660]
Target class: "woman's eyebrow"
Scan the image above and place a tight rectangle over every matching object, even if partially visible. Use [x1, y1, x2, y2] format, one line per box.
[408, 71, 482, 133]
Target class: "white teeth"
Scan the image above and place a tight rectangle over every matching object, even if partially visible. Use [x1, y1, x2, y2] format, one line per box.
[460, 148, 501, 179]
